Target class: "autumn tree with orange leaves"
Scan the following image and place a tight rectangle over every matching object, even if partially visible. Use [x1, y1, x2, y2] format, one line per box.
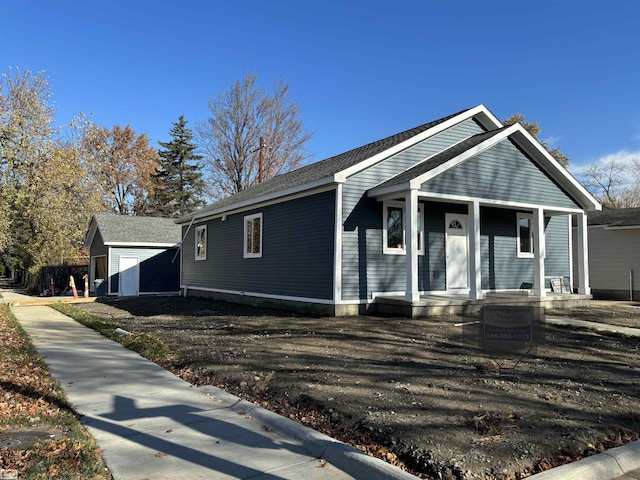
[79, 123, 159, 215]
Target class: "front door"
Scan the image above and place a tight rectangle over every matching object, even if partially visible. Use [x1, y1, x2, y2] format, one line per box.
[119, 256, 139, 296]
[445, 213, 469, 291]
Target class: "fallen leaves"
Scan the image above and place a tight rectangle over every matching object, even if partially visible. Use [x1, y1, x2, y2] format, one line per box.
[0, 305, 110, 478]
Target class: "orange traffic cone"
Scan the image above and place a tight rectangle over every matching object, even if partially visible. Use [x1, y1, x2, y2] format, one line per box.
[70, 275, 79, 299]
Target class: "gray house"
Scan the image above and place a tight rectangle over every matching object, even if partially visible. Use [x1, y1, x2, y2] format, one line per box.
[84, 214, 181, 296]
[573, 207, 640, 300]
[177, 105, 601, 316]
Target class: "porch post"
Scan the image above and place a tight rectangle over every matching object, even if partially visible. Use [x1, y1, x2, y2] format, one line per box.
[576, 212, 591, 295]
[533, 208, 546, 297]
[468, 201, 482, 300]
[405, 189, 420, 302]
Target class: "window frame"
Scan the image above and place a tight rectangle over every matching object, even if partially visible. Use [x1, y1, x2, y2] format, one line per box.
[243, 213, 263, 258]
[195, 225, 207, 261]
[382, 201, 424, 255]
[517, 212, 534, 258]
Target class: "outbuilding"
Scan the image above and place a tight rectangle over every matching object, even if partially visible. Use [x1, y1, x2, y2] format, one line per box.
[84, 214, 181, 296]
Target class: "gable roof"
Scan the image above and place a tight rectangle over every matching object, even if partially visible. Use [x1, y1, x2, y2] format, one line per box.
[84, 214, 182, 249]
[587, 206, 640, 228]
[370, 127, 509, 192]
[176, 105, 504, 224]
[368, 123, 600, 211]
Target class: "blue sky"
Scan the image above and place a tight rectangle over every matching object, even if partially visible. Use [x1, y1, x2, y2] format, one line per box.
[1, 0, 639, 172]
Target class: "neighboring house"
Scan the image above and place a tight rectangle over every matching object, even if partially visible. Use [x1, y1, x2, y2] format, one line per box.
[573, 206, 640, 301]
[177, 105, 601, 316]
[84, 214, 181, 296]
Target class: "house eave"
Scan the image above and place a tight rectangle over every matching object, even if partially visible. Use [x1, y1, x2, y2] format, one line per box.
[336, 104, 503, 182]
[176, 176, 339, 225]
[104, 242, 181, 248]
[508, 128, 601, 212]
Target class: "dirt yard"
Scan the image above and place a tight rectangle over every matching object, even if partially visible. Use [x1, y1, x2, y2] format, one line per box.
[74, 297, 640, 480]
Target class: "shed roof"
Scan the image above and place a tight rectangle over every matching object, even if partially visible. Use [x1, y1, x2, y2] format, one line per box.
[587, 206, 640, 227]
[85, 214, 182, 248]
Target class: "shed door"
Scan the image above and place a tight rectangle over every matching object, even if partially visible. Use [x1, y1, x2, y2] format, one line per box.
[119, 256, 139, 296]
[445, 214, 469, 291]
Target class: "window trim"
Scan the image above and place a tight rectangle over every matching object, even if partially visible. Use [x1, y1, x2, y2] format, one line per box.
[517, 212, 534, 258]
[195, 225, 207, 261]
[382, 201, 424, 255]
[243, 213, 263, 258]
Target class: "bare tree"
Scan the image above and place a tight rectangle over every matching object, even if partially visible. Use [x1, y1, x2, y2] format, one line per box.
[580, 152, 640, 207]
[197, 73, 312, 198]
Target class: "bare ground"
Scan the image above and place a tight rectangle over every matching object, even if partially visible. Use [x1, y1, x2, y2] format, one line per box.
[73, 297, 640, 480]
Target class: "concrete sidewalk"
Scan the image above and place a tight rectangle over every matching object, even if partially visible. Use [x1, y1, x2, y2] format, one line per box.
[546, 315, 640, 337]
[3, 288, 417, 480]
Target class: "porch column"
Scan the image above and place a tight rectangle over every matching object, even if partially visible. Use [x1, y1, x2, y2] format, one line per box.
[533, 208, 546, 297]
[405, 189, 420, 302]
[468, 201, 483, 300]
[576, 212, 591, 295]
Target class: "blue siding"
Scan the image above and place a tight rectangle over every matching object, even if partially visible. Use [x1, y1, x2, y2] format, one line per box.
[480, 208, 533, 290]
[110, 247, 180, 294]
[182, 190, 335, 300]
[544, 215, 570, 281]
[341, 119, 485, 300]
[421, 139, 580, 209]
[480, 208, 570, 290]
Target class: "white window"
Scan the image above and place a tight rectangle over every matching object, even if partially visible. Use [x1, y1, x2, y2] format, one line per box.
[517, 213, 534, 258]
[382, 201, 424, 255]
[244, 213, 263, 258]
[195, 225, 207, 260]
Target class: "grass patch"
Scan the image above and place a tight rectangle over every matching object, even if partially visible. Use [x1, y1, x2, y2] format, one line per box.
[0, 304, 111, 479]
[51, 303, 170, 362]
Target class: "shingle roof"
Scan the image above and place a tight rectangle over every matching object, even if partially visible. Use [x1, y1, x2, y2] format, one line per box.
[92, 214, 182, 245]
[178, 108, 471, 221]
[587, 206, 640, 227]
[371, 127, 508, 190]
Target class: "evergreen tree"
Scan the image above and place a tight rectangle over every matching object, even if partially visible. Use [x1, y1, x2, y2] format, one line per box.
[151, 115, 206, 217]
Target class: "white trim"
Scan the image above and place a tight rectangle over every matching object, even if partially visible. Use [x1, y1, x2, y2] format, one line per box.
[469, 201, 482, 300]
[414, 191, 585, 215]
[178, 180, 337, 225]
[188, 185, 337, 225]
[382, 200, 424, 255]
[333, 184, 343, 303]
[367, 122, 602, 213]
[508, 126, 601, 211]
[243, 213, 263, 258]
[532, 209, 546, 297]
[336, 105, 503, 182]
[405, 189, 420, 302]
[181, 285, 336, 305]
[107, 246, 112, 295]
[576, 212, 590, 295]
[517, 212, 534, 258]
[103, 241, 180, 247]
[568, 218, 574, 293]
[84, 220, 98, 249]
[195, 225, 207, 261]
